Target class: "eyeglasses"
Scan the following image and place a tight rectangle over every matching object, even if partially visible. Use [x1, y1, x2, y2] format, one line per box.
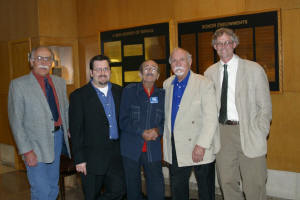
[215, 41, 234, 48]
[33, 56, 53, 62]
[93, 67, 110, 72]
[143, 66, 158, 73]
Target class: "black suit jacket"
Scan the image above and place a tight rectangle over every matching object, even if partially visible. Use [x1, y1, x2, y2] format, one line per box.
[69, 82, 122, 175]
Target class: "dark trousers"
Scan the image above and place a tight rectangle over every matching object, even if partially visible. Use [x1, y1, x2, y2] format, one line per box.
[170, 136, 215, 200]
[81, 162, 125, 200]
[122, 153, 165, 200]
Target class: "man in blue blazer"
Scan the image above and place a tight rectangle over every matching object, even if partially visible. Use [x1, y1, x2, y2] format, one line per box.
[8, 46, 70, 200]
[119, 60, 165, 200]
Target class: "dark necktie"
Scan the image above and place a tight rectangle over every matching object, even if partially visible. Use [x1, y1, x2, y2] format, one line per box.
[44, 77, 59, 122]
[219, 64, 228, 123]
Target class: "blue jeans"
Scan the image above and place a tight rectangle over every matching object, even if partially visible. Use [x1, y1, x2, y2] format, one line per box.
[122, 153, 164, 200]
[26, 128, 63, 200]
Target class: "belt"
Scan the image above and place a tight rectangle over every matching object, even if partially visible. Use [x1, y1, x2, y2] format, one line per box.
[223, 120, 239, 125]
[54, 126, 61, 132]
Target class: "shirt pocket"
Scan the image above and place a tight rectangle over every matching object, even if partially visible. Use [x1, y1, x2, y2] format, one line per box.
[130, 105, 140, 121]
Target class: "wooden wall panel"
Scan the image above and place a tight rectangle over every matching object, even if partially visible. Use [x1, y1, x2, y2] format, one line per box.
[37, 0, 78, 38]
[0, 0, 39, 41]
[173, 0, 245, 21]
[77, 0, 173, 37]
[0, 42, 10, 93]
[245, 0, 300, 11]
[78, 35, 99, 86]
[282, 8, 300, 92]
[268, 92, 300, 172]
[0, 94, 14, 145]
[8, 40, 31, 80]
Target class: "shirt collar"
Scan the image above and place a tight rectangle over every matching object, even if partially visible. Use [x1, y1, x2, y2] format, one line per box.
[220, 54, 238, 69]
[172, 70, 191, 86]
[90, 80, 111, 92]
[32, 71, 50, 81]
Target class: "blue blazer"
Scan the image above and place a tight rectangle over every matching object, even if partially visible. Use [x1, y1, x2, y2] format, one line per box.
[119, 83, 165, 162]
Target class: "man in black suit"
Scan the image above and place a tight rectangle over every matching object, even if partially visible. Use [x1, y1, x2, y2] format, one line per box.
[69, 55, 125, 200]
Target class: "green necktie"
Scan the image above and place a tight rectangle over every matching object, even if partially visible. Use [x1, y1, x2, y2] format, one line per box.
[219, 64, 228, 123]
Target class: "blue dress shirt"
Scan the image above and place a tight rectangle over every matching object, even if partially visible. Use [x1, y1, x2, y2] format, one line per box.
[171, 71, 191, 133]
[91, 81, 119, 139]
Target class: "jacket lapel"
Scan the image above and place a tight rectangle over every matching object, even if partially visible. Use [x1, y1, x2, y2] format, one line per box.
[235, 58, 246, 99]
[86, 82, 107, 118]
[29, 72, 52, 115]
[213, 63, 221, 109]
[165, 77, 175, 131]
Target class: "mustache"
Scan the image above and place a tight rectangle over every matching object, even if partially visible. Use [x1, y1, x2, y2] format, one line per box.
[98, 75, 107, 78]
[37, 65, 49, 70]
[174, 66, 184, 71]
[145, 73, 154, 76]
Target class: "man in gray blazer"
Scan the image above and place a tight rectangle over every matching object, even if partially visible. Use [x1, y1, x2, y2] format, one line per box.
[8, 46, 70, 200]
[205, 28, 272, 200]
[163, 48, 219, 200]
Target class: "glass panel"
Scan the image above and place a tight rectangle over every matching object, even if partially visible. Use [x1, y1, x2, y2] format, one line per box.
[124, 70, 141, 82]
[255, 26, 275, 82]
[110, 66, 122, 86]
[156, 64, 166, 88]
[49, 46, 73, 85]
[181, 34, 196, 73]
[144, 36, 166, 60]
[198, 32, 214, 74]
[104, 41, 122, 63]
[123, 44, 143, 57]
[235, 28, 253, 60]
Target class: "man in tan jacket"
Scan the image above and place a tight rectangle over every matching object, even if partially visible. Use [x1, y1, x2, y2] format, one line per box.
[205, 28, 272, 200]
[163, 48, 220, 200]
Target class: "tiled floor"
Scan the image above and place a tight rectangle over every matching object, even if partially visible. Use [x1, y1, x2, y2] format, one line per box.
[0, 164, 289, 200]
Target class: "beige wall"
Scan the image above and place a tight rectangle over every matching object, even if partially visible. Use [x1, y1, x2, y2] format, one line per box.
[76, 0, 300, 172]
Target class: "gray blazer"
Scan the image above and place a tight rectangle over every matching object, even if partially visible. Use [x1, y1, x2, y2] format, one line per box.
[204, 56, 272, 158]
[8, 72, 70, 163]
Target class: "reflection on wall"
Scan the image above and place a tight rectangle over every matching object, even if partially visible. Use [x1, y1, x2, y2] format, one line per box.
[144, 36, 166, 60]
[101, 23, 170, 87]
[124, 44, 143, 56]
[124, 71, 141, 82]
[49, 46, 74, 84]
[104, 41, 122, 63]
[110, 66, 122, 86]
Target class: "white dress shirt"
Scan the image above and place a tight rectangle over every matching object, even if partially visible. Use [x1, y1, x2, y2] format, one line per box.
[219, 54, 239, 121]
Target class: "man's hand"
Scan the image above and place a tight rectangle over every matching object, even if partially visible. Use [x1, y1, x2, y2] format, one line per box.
[24, 151, 38, 167]
[142, 128, 159, 141]
[76, 162, 87, 175]
[192, 145, 206, 163]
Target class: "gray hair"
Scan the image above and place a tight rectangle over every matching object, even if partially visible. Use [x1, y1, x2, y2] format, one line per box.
[211, 28, 239, 47]
[29, 46, 54, 61]
[169, 48, 192, 64]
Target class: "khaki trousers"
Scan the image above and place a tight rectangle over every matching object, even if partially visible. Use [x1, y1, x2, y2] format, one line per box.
[216, 124, 267, 200]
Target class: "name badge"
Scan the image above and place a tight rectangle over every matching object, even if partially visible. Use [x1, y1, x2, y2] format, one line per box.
[150, 97, 158, 104]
